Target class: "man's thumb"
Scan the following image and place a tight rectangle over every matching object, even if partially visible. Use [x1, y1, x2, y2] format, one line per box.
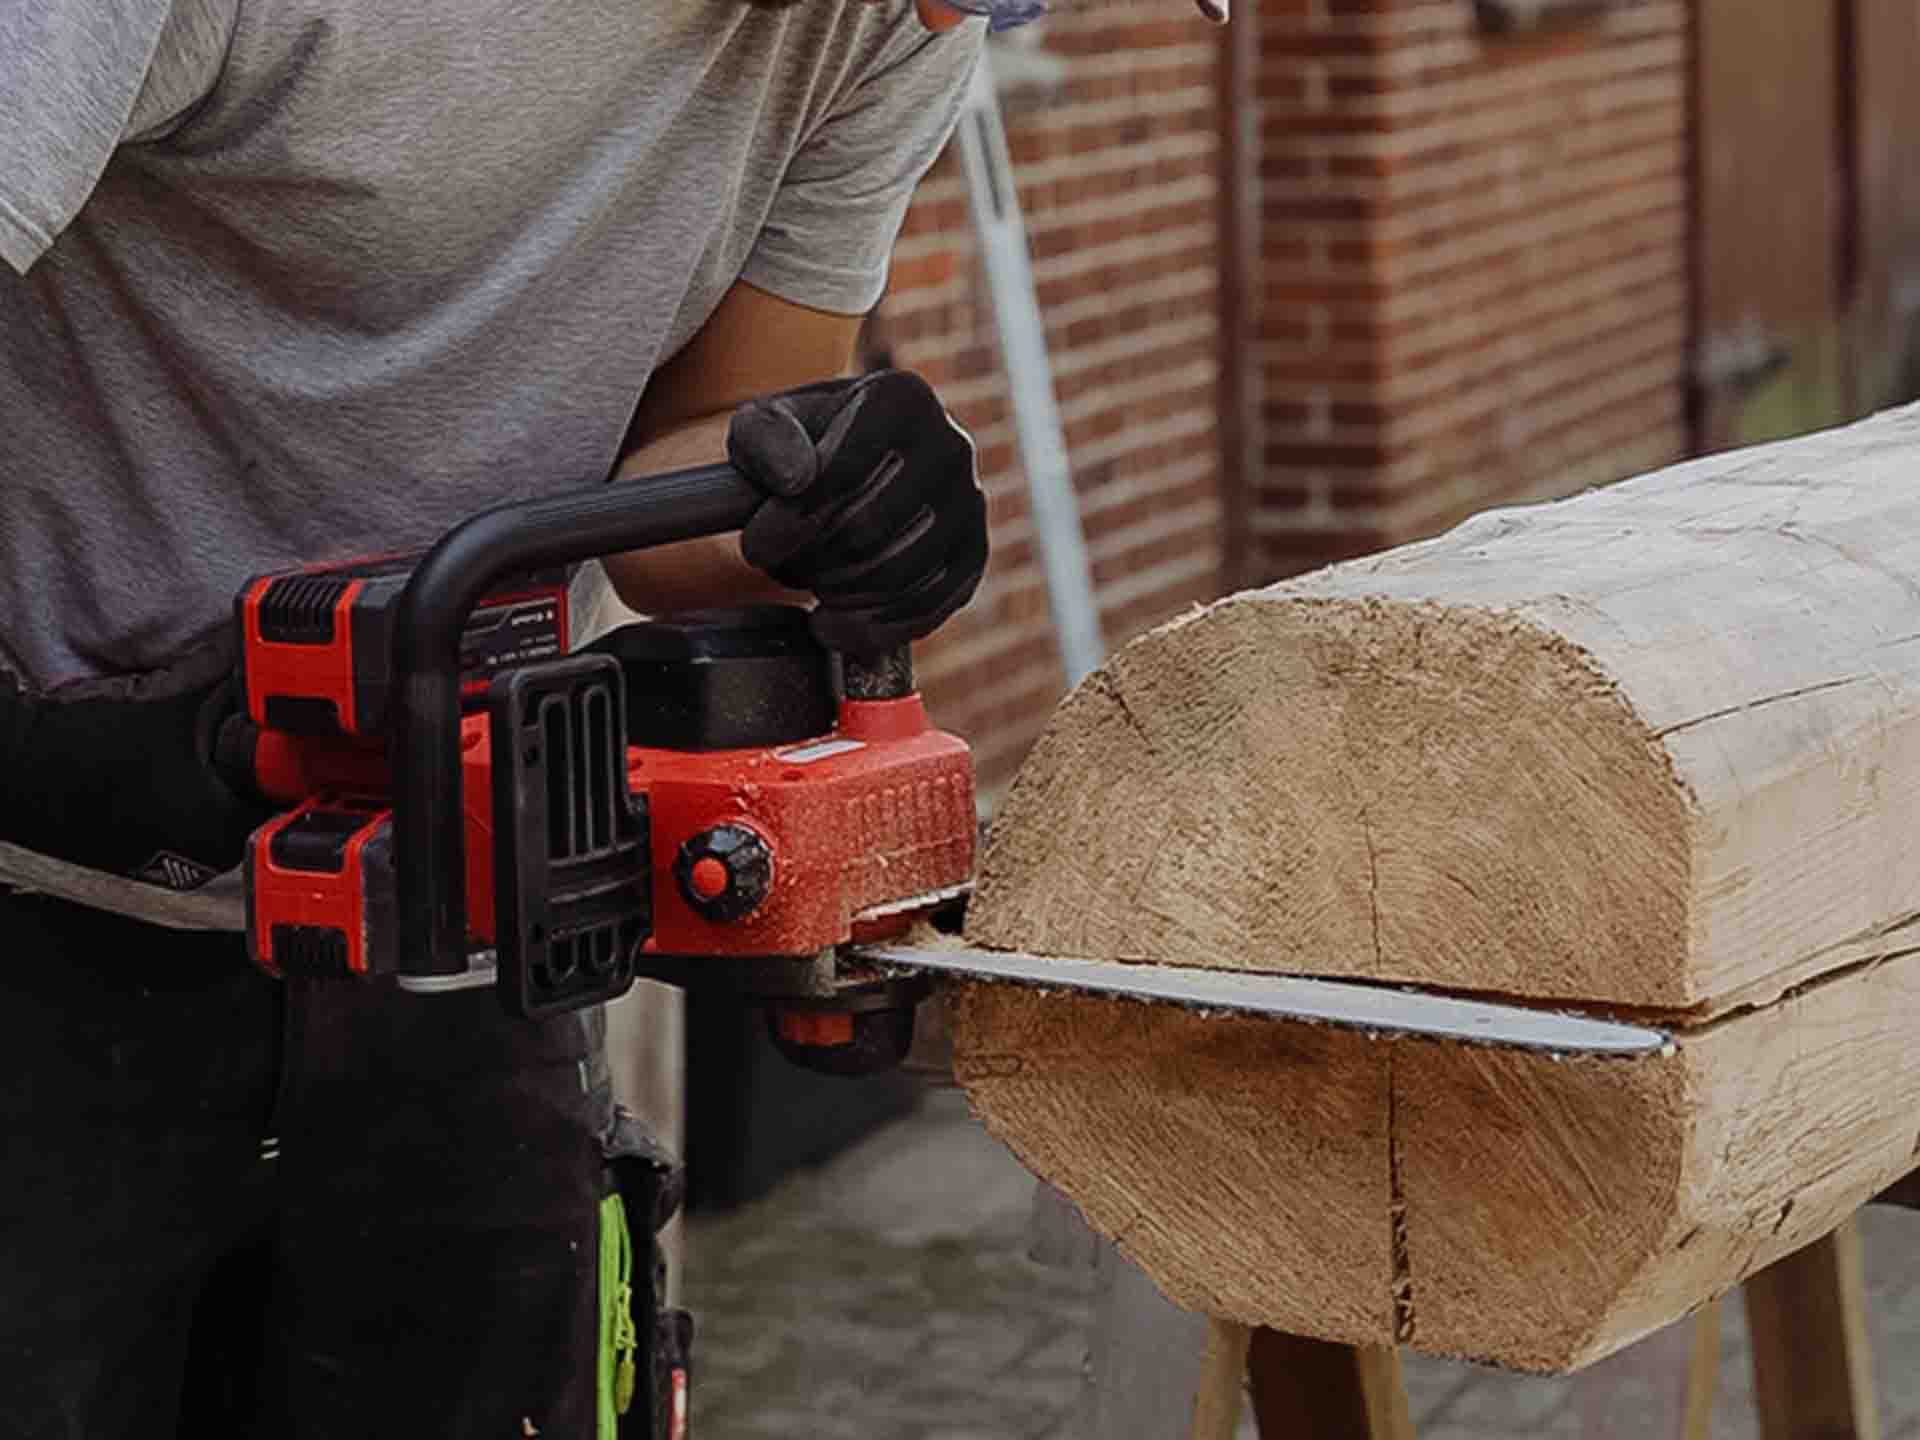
[727, 399, 819, 498]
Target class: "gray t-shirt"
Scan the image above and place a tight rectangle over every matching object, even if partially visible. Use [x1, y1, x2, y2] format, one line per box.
[0, 0, 982, 690]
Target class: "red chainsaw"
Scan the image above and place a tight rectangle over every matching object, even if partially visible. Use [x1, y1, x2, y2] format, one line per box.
[224, 462, 977, 1044]
[214, 459, 1680, 1440]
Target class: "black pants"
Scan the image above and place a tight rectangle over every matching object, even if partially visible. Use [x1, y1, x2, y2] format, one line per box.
[0, 892, 612, 1439]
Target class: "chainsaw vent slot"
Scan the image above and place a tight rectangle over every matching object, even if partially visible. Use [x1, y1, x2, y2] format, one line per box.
[547, 923, 621, 989]
[490, 656, 649, 1019]
[541, 682, 618, 862]
[257, 574, 350, 645]
[270, 923, 350, 978]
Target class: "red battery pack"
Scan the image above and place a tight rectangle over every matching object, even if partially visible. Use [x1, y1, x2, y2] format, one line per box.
[247, 715, 501, 977]
[237, 557, 569, 737]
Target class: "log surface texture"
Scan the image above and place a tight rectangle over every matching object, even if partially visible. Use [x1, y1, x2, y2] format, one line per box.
[952, 407, 1920, 1372]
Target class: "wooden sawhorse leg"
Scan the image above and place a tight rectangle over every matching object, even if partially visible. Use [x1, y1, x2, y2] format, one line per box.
[1199, 1217, 1883, 1440]
[1237, 1307, 1722, 1440]
[1056, 1200, 1887, 1439]
[1744, 1219, 1880, 1440]
[1570, 1303, 1721, 1439]
[1245, 1330, 1412, 1439]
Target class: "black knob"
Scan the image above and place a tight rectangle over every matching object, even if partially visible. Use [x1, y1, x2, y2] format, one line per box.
[673, 824, 772, 922]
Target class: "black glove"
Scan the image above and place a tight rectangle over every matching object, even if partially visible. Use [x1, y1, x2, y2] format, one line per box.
[0, 639, 272, 891]
[727, 370, 989, 656]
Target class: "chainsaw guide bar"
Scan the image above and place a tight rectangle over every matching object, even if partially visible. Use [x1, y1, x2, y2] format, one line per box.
[857, 944, 1674, 1057]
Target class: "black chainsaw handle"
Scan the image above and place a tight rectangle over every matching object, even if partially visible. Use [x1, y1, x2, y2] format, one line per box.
[391, 463, 757, 976]
[389, 464, 911, 979]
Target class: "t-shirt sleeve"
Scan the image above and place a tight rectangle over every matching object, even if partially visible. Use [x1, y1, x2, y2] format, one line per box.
[742, 19, 985, 317]
[0, 0, 180, 274]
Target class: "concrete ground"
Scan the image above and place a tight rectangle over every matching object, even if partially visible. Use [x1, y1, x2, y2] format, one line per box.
[683, 1089, 1920, 1439]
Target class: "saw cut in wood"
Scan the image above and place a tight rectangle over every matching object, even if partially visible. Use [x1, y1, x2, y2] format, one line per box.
[948, 405, 1920, 1374]
[862, 944, 1671, 1055]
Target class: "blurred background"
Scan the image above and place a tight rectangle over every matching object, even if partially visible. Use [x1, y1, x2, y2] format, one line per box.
[632, 2, 1920, 1434]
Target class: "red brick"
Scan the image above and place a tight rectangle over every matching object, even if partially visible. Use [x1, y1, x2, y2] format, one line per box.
[1246, 0, 1689, 577]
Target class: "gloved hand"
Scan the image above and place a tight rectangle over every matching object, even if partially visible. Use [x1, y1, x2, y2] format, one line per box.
[727, 370, 989, 656]
[0, 640, 271, 891]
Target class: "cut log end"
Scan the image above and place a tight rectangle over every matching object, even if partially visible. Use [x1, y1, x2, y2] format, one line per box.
[948, 984, 1397, 1344]
[970, 595, 1697, 1007]
[950, 956, 1920, 1373]
[950, 983, 1699, 1370]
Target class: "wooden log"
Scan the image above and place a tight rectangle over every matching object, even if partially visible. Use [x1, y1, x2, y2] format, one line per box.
[950, 971, 1920, 1370]
[968, 411, 1920, 1011]
[950, 409, 1920, 1373]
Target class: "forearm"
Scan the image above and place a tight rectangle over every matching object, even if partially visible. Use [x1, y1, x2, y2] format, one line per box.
[603, 412, 805, 614]
[604, 277, 863, 613]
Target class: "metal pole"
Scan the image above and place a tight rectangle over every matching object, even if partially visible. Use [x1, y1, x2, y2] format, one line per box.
[955, 52, 1106, 686]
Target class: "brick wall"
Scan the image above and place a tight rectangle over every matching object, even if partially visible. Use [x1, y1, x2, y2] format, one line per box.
[885, 1, 1693, 788]
[1245, 0, 1692, 579]
[874, 17, 1229, 794]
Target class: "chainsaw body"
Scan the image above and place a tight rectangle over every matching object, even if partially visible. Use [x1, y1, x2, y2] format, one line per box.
[229, 470, 976, 1020]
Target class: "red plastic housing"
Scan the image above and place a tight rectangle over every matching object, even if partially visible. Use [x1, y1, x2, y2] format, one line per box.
[245, 696, 974, 976]
[246, 716, 503, 974]
[637, 695, 975, 959]
[239, 575, 370, 733]
[247, 803, 385, 976]
[239, 564, 568, 737]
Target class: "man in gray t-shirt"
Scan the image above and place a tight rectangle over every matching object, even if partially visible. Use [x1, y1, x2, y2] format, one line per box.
[0, 0, 997, 1432]
[0, 0, 987, 688]
[0, 0, 1221, 1432]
